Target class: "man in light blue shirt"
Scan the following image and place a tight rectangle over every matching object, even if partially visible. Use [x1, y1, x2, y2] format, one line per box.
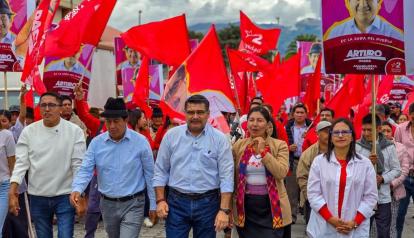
[71, 97, 155, 238]
[326, 0, 404, 41]
[154, 94, 234, 238]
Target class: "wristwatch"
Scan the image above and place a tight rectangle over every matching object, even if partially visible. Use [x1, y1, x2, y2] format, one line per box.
[219, 208, 231, 215]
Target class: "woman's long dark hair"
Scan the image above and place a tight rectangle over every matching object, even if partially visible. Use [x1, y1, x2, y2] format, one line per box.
[127, 108, 144, 130]
[325, 118, 361, 162]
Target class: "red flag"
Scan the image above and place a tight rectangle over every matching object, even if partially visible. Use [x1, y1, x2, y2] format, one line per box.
[161, 26, 235, 130]
[273, 52, 281, 68]
[353, 75, 395, 138]
[239, 11, 281, 55]
[44, 0, 116, 57]
[132, 56, 152, 118]
[327, 74, 365, 118]
[121, 15, 191, 67]
[303, 55, 322, 117]
[227, 48, 272, 112]
[257, 53, 300, 113]
[376, 75, 395, 104]
[82, 0, 117, 45]
[403, 92, 414, 115]
[21, 0, 60, 106]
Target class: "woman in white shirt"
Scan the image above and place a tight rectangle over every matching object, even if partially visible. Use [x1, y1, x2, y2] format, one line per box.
[307, 118, 378, 238]
[0, 110, 16, 236]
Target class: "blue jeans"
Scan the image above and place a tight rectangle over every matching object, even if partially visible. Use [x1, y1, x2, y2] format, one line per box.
[166, 190, 219, 238]
[0, 180, 10, 238]
[30, 194, 75, 238]
[396, 176, 414, 238]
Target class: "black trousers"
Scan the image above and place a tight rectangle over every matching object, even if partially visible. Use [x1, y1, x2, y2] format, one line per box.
[370, 202, 392, 238]
[2, 193, 29, 238]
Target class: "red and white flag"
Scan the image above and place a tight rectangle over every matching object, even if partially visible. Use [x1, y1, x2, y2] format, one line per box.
[239, 11, 281, 55]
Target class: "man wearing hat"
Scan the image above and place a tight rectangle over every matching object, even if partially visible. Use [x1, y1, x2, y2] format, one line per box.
[71, 97, 156, 238]
[301, 42, 322, 74]
[297, 120, 331, 224]
[0, 0, 14, 44]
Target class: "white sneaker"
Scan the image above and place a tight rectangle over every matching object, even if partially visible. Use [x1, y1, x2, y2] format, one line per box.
[143, 217, 154, 228]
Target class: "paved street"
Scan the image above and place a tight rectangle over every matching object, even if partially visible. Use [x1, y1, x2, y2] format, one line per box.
[62, 202, 414, 238]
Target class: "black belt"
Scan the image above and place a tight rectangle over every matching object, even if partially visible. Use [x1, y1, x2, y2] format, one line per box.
[102, 190, 144, 202]
[170, 188, 219, 200]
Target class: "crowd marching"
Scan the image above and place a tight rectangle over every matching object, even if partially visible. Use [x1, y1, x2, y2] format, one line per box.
[0, 82, 411, 238]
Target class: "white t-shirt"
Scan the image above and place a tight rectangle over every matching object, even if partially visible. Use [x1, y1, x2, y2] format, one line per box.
[0, 129, 16, 182]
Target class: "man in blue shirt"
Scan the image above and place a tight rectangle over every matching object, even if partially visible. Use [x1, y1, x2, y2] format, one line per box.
[71, 97, 155, 238]
[154, 94, 234, 238]
[325, 0, 404, 41]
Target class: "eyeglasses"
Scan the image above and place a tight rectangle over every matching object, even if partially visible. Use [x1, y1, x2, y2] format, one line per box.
[331, 130, 352, 137]
[39, 103, 61, 109]
[185, 110, 207, 116]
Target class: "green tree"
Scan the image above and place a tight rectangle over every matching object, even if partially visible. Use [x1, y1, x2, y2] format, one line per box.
[188, 30, 204, 41]
[285, 34, 319, 59]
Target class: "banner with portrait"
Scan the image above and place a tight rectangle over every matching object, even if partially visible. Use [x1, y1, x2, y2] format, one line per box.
[322, 0, 406, 75]
[404, 0, 414, 75]
[298, 41, 341, 101]
[115, 37, 164, 103]
[0, 0, 35, 72]
[43, 44, 94, 99]
[121, 63, 164, 103]
[114, 36, 141, 86]
[388, 75, 414, 104]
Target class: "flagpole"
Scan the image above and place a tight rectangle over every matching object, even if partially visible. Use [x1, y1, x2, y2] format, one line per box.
[371, 74, 377, 173]
[24, 192, 36, 238]
[4, 72, 8, 109]
[78, 46, 95, 87]
[226, 57, 242, 114]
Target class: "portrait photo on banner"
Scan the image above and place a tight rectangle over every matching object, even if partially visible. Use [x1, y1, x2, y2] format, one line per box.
[114, 37, 164, 105]
[322, 0, 406, 75]
[0, 0, 35, 72]
[298, 41, 340, 101]
[43, 44, 94, 99]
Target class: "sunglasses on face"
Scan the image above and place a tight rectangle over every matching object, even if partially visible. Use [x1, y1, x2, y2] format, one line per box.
[331, 130, 352, 137]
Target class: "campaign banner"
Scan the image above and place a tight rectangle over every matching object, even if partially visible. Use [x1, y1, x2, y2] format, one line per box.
[298, 41, 340, 101]
[43, 44, 94, 99]
[322, 0, 405, 75]
[190, 39, 199, 52]
[388, 75, 414, 103]
[404, 0, 414, 75]
[122, 64, 164, 103]
[0, 0, 35, 72]
[115, 36, 141, 85]
[115, 36, 164, 103]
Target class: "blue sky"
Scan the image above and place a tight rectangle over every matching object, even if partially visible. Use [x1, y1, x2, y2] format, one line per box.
[108, 0, 321, 31]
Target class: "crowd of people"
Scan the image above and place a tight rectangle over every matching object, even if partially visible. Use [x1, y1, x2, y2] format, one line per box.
[0, 83, 413, 238]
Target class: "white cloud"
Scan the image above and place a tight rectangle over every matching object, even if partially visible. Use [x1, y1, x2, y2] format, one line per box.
[108, 0, 321, 31]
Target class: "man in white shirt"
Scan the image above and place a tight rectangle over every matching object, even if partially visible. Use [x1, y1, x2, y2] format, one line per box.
[326, 0, 403, 41]
[8, 92, 86, 238]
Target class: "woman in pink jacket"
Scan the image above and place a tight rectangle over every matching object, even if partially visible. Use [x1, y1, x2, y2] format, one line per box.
[381, 121, 411, 238]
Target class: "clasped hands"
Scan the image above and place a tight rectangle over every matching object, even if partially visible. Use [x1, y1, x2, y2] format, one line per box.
[328, 216, 356, 235]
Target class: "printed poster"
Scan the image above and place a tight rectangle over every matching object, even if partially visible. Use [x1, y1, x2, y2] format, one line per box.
[43, 44, 94, 99]
[322, 0, 405, 75]
[0, 0, 35, 71]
